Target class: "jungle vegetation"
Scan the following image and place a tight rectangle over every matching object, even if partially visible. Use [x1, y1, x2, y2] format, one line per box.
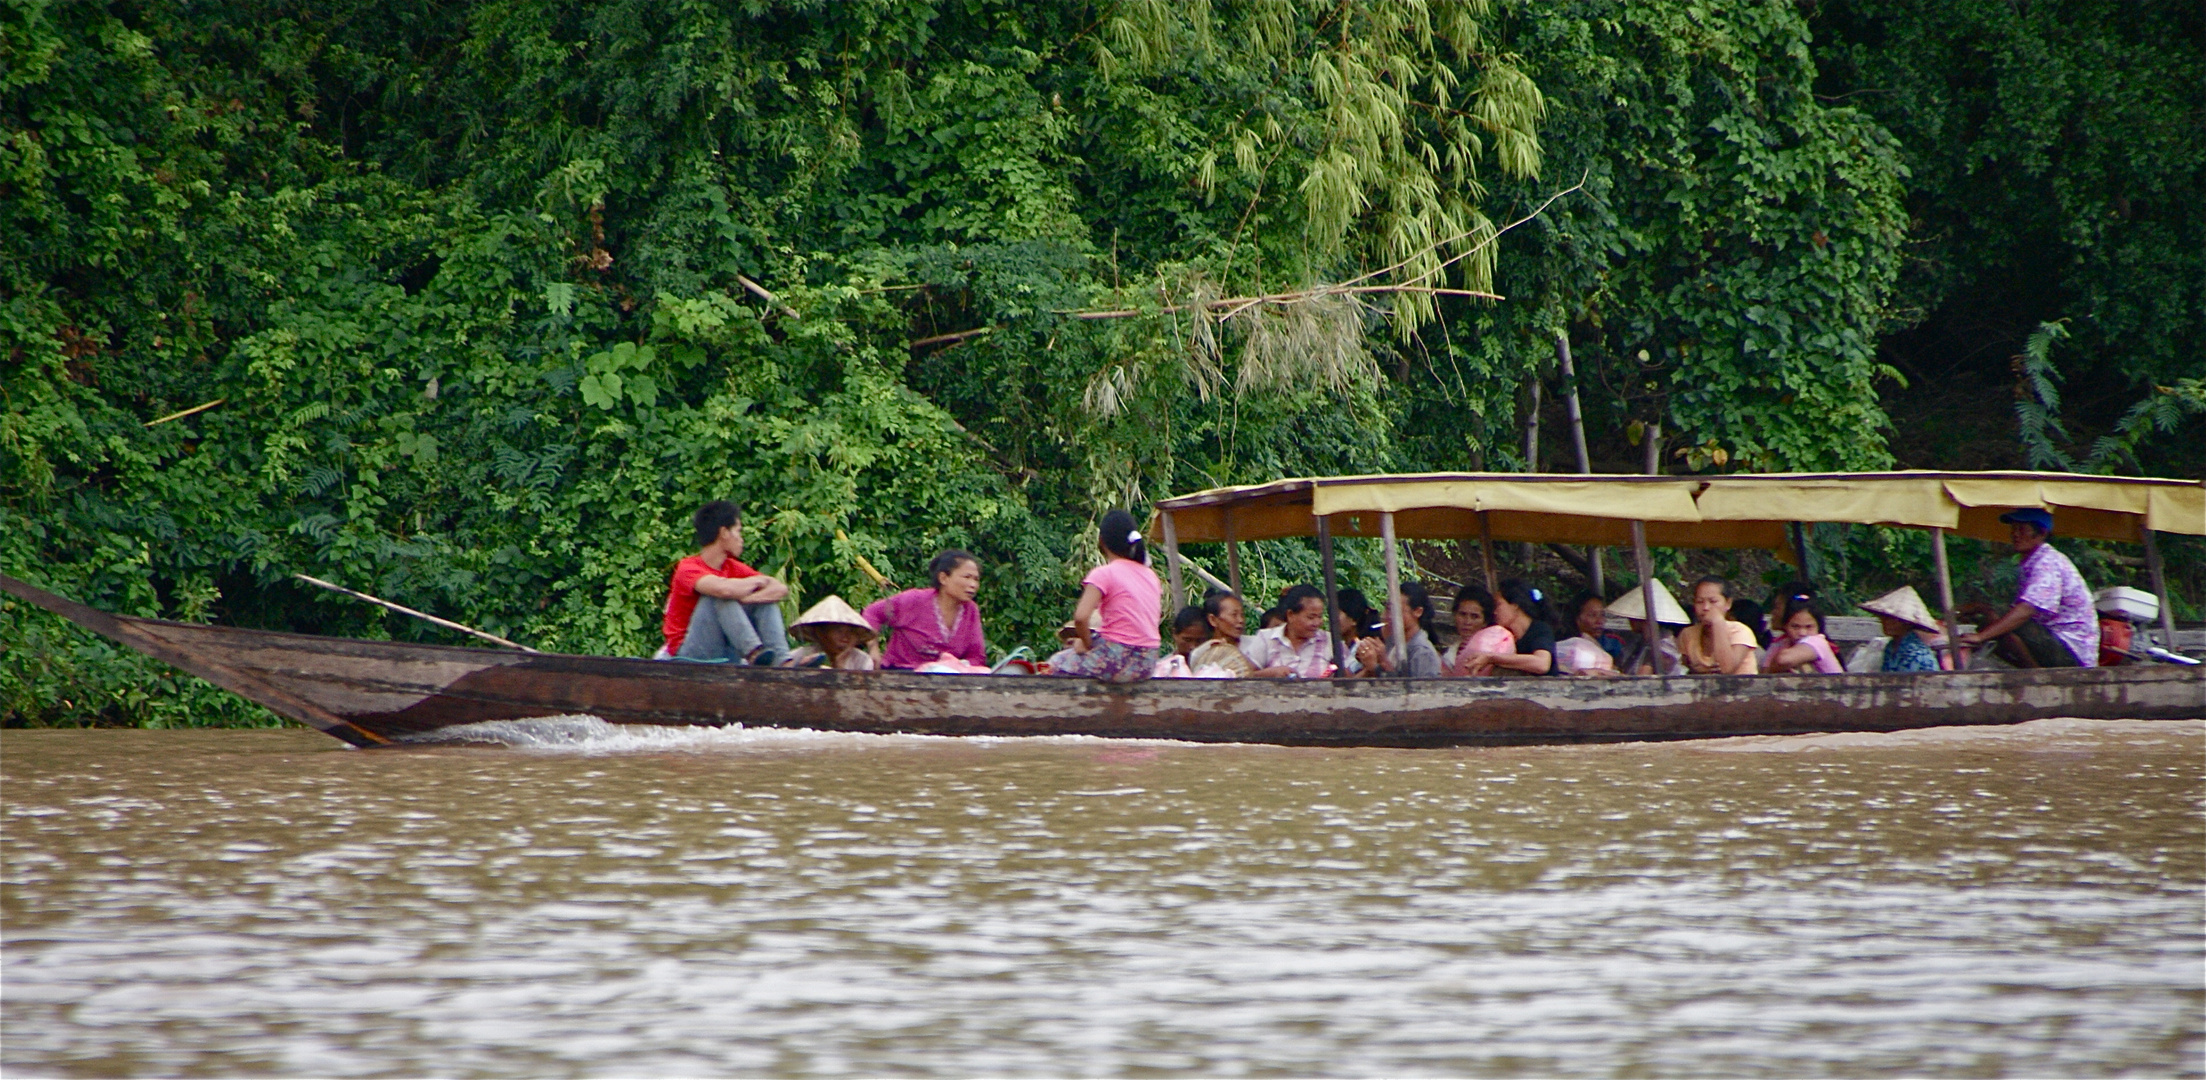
[4, 0, 2200, 726]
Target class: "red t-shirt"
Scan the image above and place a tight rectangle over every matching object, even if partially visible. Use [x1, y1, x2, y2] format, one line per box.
[662, 554, 759, 652]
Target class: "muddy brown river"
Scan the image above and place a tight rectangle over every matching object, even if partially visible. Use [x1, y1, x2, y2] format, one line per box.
[3, 718, 2200, 1077]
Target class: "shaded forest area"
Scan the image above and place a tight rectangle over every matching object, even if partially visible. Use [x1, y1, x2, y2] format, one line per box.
[5, 0, 2201, 725]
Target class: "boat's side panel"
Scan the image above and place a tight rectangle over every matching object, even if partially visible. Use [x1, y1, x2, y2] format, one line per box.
[98, 615, 2206, 746]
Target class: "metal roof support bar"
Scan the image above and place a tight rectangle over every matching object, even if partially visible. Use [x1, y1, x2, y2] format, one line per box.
[1317, 515, 1346, 675]
[2145, 530, 2180, 650]
[1381, 511, 1404, 673]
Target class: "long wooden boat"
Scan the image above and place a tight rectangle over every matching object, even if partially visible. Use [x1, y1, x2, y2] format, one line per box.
[7, 573, 2199, 749]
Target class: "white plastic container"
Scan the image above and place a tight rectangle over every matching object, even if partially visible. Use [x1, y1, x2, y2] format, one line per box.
[2094, 586, 2159, 623]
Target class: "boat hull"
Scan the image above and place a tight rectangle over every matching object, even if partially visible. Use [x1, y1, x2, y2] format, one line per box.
[9, 575, 2200, 748]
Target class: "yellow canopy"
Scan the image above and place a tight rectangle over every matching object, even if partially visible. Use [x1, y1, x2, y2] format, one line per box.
[1151, 470, 2204, 550]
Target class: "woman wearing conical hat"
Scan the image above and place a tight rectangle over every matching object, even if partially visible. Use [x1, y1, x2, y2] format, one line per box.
[1860, 586, 1950, 672]
[781, 596, 879, 671]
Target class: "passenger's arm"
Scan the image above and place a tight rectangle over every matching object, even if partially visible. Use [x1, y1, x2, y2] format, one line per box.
[1767, 642, 1818, 673]
[1959, 602, 2037, 647]
[1703, 617, 1750, 674]
[1069, 585, 1102, 651]
[1482, 649, 1552, 675]
[695, 573, 787, 602]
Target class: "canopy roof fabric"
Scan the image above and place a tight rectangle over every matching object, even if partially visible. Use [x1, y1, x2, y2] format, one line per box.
[1151, 471, 2204, 550]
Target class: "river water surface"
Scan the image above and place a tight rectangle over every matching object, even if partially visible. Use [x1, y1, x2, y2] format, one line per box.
[3, 718, 2201, 1077]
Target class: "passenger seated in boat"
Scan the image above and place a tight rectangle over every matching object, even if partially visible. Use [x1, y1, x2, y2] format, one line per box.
[1729, 597, 1773, 649]
[1770, 581, 1817, 632]
[1351, 580, 1443, 677]
[1956, 508, 2099, 668]
[1457, 579, 1556, 676]
[1258, 604, 1290, 631]
[1764, 600, 1843, 674]
[1187, 590, 1257, 677]
[1170, 605, 1211, 659]
[1441, 586, 1493, 675]
[1243, 584, 1341, 678]
[1558, 591, 1628, 674]
[1334, 588, 1377, 660]
[1860, 586, 1949, 672]
[664, 501, 792, 665]
[862, 549, 988, 670]
[781, 596, 878, 671]
[1050, 510, 1163, 683]
[1607, 580, 1686, 674]
[1679, 576, 1759, 674]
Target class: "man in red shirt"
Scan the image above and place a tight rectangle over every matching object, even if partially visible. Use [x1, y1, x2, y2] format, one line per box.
[664, 501, 791, 664]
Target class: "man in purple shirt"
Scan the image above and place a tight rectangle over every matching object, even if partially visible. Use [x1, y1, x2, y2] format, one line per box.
[1958, 507, 2099, 668]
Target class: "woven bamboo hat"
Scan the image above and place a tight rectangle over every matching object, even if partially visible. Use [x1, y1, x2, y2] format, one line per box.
[791, 595, 877, 643]
[1057, 611, 1104, 640]
[1860, 586, 1941, 633]
[1607, 580, 1689, 626]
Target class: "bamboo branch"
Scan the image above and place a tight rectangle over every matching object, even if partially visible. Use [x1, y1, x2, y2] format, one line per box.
[145, 398, 226, 427]
[908, 326, 993, 349]
[736, 274, 800, 319]
[294, 574, 539, 653]
[1067, 284, 1504, 321]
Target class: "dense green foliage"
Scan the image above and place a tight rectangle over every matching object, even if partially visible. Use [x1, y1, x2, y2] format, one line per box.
[4, 0, 2196, 726]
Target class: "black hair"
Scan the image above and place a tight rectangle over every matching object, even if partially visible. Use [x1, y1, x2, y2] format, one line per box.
[1172, 604, 1209, 635]
[1335, 587, 1374, 623]
[927, 549, 979, 588]
[1568, 590, 1606, 622]
[1099, 509, 1147, 564]
[1495, 578, 1549, 623]
[692, 500, 741, 546]
[1772, 579, 1816, 619]
[1692, 575, 1734, 600]
[1781, 597, 1828, 636]
[1729, 597, 1773, 648]
[1201, 588, 1242, 619]
[1280, 583, 1327, 614]
[1259, 604, 1290, 627]
[1453, 586, 1493, 616]
[1398, 580, 1435, 636]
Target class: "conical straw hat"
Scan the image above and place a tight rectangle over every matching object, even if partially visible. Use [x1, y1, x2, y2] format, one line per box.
[1860, 585, 1941, 633]
[1607, 579, 1689, 626]
[1057, 610, 1104, 640]
[791, 595, 876, 641]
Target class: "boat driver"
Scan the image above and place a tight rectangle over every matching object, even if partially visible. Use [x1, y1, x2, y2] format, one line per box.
[1956, 507, 2098, 668]
[661, 500, 792, 665]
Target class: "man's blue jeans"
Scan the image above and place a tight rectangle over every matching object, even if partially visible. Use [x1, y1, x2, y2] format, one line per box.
[677, 597, 790, 662]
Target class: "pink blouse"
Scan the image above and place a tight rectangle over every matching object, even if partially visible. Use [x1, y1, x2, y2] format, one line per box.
[862, 588, 987, 670]
[1766, 632, 1843, 674]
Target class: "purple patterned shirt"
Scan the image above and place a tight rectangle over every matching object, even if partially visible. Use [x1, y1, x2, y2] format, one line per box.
[2014, 543, 2099, 667]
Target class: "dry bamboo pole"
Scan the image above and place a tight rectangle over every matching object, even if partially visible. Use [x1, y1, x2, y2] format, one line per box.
[1931, 527, 1967, 669]
[294, 574, 538, 653]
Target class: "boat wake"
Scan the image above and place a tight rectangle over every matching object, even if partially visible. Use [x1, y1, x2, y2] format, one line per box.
[386, 715, 1203, 754]
[1693, 716, 2203, 752]
[388, 715, 929, 752]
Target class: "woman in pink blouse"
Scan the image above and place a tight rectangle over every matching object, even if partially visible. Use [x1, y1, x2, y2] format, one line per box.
[862, 550, 988, 669]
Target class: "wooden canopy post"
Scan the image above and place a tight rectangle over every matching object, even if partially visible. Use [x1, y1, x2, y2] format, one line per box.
[1316, 514, 1346, 674]
[1788, 522, 1813, 582]
[1223, 510, 1242, 596]
[1631, 521, 1666, 675]
[1557, 330, 1603, 594]
[1160, 509, 1186, 607]
[1380, 511, 1405, 673]
[1931, 527, 1967, 669]
[2144, 529, 2180, 650]
[1477, 511, 1499, 595]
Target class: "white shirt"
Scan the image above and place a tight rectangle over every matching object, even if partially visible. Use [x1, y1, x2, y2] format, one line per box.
[1241, 626, 1342, 678]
